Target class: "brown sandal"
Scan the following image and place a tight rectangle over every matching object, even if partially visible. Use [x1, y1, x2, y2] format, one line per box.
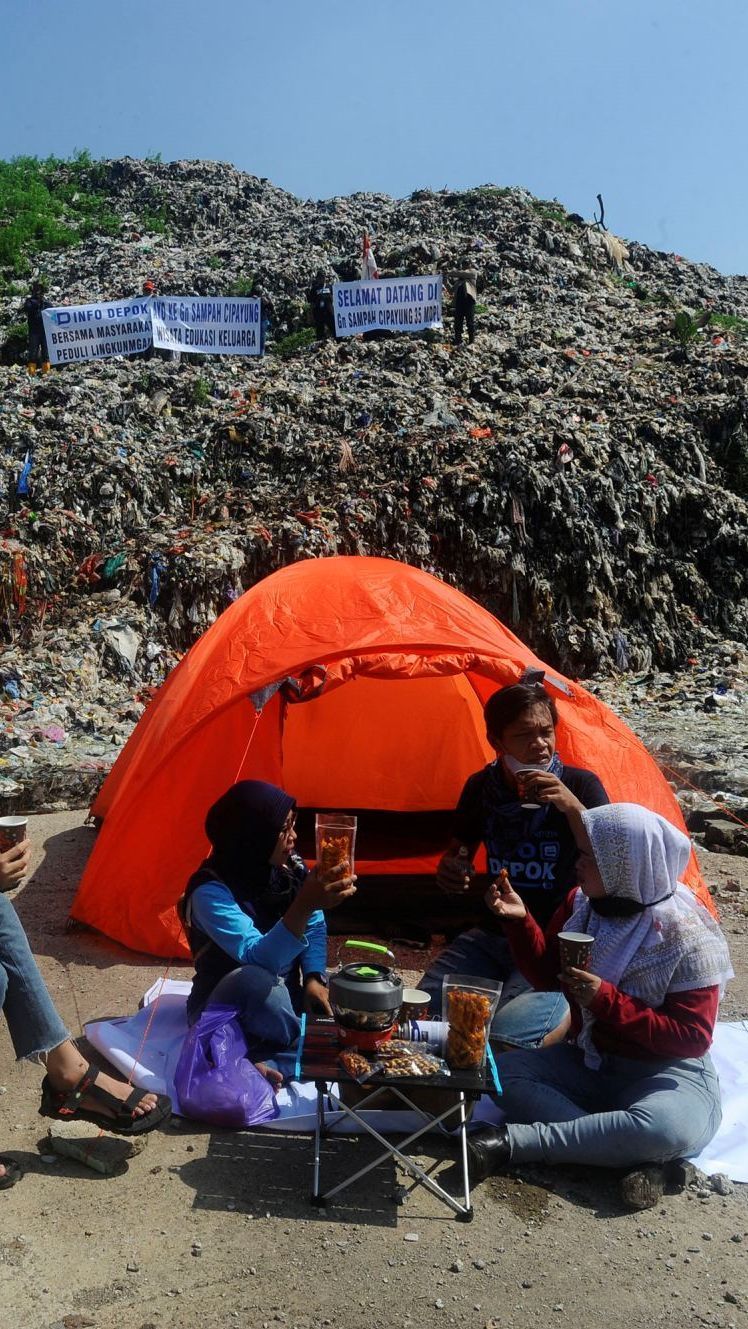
[39, 1066, 171, 1136]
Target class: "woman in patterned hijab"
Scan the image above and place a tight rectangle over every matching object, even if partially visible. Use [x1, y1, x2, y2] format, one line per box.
[465, 803, 732, 1208]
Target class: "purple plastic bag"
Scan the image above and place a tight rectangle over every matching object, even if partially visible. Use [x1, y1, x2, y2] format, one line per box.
[174, 1003, 280, 1128]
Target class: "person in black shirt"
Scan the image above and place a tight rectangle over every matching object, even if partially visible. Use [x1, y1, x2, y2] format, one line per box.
[24, 281, 50, 374]
[308, 270, 336, 340]
[420, 681, 609, 1049]
[449, 267, 478, 346]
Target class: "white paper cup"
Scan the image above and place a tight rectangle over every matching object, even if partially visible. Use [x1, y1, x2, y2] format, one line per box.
[399, 988, 432, 1022]
[0, 816, 28, 853]
[558, 931, 594, 973]
[516, 768, 541, 809]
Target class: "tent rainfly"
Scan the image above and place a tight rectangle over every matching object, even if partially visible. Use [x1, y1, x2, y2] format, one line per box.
[71, 557, 709, 957]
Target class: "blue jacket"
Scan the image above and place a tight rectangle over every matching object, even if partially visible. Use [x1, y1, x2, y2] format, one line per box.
[182, 856, 326, 1015]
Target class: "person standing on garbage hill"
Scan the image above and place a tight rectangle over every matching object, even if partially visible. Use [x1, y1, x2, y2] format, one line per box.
[128, 279, 157, 361]
[140, 278, 181, 362]
[255, 286, 275, 354]
[307, 269, 336, 341]
[24, 280, 50, 374]
[448, 265, 478, 346]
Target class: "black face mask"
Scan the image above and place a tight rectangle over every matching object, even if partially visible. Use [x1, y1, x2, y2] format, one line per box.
[589, 896, 647, 918]
[589, 893, 674, 918]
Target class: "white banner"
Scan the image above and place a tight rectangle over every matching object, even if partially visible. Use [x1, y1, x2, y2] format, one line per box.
[332, 275, 442, 338]
[151, 296, 261, 356]
[42, 298, 152, 364]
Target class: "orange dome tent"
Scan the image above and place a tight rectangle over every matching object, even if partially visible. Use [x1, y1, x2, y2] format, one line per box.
[71, 557, 708, 957]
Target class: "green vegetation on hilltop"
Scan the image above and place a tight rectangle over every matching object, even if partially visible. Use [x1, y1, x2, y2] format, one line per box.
[0, 150, 121, 281]
[0, 150, 118, 278]
[530, 199, 571, 226]
[711, 311, 748, 340]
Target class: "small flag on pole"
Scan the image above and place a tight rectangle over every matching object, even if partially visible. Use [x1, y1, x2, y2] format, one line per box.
[360, 231, 379, 281]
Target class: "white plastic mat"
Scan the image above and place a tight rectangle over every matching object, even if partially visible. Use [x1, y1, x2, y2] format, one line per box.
[84, 982, 748, 1177]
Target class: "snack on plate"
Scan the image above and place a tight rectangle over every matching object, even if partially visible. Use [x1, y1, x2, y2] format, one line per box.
[319, 833, 350, 874]
[446, 988, 493, 1068]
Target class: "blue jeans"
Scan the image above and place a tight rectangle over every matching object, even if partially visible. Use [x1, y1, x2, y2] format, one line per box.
[498, 1043, 722, 1168]
[421, 927, 569, 1049]
[205, 964, 301, 1079]
[0, 895, 69, 1060]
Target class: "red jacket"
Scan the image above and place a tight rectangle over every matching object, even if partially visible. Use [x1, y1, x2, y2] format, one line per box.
[502, 891, 718, 1061]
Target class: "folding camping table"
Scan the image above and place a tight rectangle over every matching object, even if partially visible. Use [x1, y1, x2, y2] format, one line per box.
[300, 1019, 487, 1221]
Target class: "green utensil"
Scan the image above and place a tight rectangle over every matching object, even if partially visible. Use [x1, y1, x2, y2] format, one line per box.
[342, 940, 396, 966]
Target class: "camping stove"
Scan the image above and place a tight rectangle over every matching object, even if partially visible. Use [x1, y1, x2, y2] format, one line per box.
[328, 942, 404, 1051]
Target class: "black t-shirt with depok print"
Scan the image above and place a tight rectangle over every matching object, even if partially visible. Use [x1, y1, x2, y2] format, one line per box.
[453, 761, 609, 928]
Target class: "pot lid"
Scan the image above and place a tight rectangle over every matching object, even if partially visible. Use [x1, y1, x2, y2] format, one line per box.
[343, 961, 392, 981]
[330, 960, 403, 1012]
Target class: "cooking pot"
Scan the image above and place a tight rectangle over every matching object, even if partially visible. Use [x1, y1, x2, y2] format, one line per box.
[329, 941, 404, 1050]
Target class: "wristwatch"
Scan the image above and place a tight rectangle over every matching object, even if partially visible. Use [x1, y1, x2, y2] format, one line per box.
[304, 971, 329, 986]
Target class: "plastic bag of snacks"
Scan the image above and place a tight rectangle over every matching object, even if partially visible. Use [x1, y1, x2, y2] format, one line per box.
[443, 975, 502, 1069]
[337, 1048, 383, 1082]
[377, 1040, 449, 1078]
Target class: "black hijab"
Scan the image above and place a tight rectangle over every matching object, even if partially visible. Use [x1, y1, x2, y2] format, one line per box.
[187, 781, 298, 930]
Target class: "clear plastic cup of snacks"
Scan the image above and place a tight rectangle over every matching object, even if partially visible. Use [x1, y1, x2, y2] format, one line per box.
[443, 974, 503, 1070]
[315, 813, 357, 877]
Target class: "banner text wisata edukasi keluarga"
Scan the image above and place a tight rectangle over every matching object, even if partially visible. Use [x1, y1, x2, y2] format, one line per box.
[42, 296, 263, 363]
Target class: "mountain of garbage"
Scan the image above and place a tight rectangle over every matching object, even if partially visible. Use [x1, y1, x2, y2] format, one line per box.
[1, 156, 747, 810]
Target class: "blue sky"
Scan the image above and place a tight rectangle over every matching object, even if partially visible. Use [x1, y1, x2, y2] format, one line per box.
[1, 0, 746, 273]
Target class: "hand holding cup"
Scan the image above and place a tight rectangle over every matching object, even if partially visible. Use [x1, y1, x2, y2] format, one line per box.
[557, 931, 594, 974]
[0, 817, 28, 853]
[522, 772, 585, 817]
[563, 965, 602, 1008]
[515, 768, 542, 808]
[302, 860, 357, 912]
[557, 931, 598, 1005]
[0, 837, 31, 893]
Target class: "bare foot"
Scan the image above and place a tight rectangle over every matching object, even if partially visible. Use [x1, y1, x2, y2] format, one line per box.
[255, 1062, 283, 1092]
[45, 1042, 159, 1119]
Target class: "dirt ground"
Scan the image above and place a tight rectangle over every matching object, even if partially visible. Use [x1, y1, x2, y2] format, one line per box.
[0, 812, 746, 1329]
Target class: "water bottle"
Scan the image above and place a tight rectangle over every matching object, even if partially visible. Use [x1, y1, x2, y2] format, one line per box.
[456, 845, 474, 890]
